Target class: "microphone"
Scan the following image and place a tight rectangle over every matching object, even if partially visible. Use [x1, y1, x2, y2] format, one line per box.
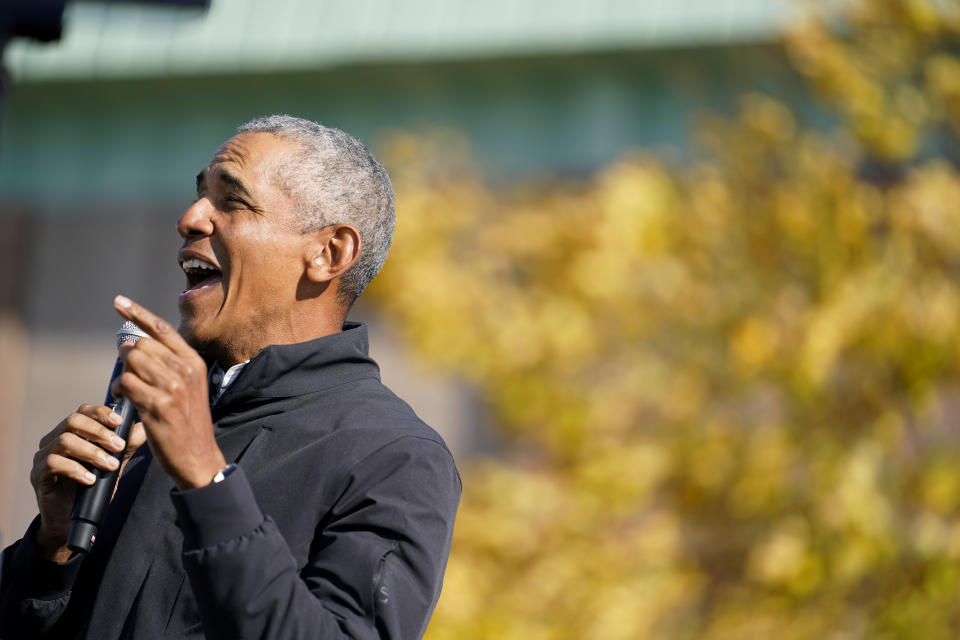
[66, 321, 148, 554]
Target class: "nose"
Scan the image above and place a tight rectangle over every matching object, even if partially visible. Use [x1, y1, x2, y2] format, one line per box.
[177, 198, 215, 239]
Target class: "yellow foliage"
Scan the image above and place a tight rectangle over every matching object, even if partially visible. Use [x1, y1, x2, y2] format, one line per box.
[366, 0, 960, 637]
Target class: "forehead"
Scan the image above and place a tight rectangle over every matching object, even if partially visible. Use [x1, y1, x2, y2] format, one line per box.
[205, 132, 293, 186]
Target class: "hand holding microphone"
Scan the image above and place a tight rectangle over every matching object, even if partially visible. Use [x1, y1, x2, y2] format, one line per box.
[29, 323, 148, 561]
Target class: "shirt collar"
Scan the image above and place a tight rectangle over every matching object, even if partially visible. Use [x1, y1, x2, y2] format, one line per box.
[208, 360, 250, 403]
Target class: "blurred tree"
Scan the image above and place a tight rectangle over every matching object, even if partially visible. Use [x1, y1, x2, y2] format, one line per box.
[368, 1, 960, 637]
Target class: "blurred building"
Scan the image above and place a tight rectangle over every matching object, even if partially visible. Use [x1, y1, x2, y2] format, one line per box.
[0, 0, 811, 542]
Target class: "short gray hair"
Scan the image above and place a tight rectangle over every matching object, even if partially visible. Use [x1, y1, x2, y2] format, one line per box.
[237, 114, 395, 305]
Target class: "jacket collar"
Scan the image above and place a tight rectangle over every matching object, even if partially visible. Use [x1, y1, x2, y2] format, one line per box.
[211, 322, 380, 421]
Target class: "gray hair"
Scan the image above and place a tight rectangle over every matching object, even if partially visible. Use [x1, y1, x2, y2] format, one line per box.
[237, 114, 395, 305]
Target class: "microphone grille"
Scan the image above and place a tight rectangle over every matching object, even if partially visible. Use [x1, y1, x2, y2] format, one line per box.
[116, 321, 148, 349]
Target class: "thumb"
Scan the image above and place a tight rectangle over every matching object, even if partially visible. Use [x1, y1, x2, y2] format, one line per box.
[125, 421, 148, 457]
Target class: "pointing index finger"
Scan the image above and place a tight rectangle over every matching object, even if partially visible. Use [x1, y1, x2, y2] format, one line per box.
[114, 295, 188, 354]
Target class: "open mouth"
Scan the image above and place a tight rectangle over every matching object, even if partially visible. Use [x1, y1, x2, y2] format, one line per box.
[180, 257, 222, 292]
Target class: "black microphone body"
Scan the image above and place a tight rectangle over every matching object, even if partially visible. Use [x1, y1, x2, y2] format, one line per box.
[66, 321, 146, 554]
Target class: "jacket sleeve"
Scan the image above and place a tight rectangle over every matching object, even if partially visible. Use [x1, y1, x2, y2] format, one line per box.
[171, 435, 461, 640]
[0, 518, 84, 639]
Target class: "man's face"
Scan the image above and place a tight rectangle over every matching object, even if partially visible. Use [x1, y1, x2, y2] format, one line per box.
[177, 132, 312, 365]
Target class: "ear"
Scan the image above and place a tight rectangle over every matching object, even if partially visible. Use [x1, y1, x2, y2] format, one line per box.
[305, 224, 361, 284]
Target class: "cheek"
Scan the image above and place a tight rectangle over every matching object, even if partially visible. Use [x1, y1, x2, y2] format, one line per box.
[221, 223, 306, 298]
[233, 252, 301, 300]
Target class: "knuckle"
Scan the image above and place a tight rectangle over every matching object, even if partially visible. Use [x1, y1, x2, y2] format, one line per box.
[153, 318, 171, 334]
[140, 397, 156, 415]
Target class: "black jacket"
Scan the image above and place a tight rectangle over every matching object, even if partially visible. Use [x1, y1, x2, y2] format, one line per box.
[0, 323, 461, 639]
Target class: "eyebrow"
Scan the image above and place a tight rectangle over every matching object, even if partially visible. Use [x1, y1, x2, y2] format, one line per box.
[219, 170, 255, 200]
[195, 168, 255, 201]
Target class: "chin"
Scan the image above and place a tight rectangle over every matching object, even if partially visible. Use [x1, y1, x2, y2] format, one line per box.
[177, 319, 212, 358]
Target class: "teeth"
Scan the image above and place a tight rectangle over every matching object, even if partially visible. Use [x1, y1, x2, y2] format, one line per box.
[181, 258, 219, 272]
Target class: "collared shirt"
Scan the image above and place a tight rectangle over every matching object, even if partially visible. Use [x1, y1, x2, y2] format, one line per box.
[208, 361, 249, 403]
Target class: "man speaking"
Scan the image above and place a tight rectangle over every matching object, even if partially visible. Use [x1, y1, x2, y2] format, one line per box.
[0, 115, 461, 639]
